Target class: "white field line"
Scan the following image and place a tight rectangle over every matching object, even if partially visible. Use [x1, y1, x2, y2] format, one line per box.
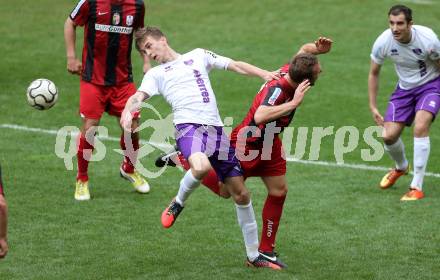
[401, 0, 434, 5]
[2, 123, 440, 179]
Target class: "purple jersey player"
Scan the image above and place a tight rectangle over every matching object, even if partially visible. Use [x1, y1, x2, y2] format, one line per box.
[368, 5, 440, 200]
[120, 26, 284, 269]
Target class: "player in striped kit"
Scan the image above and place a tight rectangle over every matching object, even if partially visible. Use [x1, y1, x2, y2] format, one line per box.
[64, 0, 151, 200]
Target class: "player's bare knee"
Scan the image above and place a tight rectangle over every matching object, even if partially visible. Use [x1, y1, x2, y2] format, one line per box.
[82, 119, 100, 134]
[269, 185, 288, 197]
[413, 124, 430, 138]
[231, 188, 250, 205]
[190, 164, 211, 179]
[218, 184, 231, 199]
[189, 154, 211, 178]
[383, 134, 399, 145]
[268, 186, 288, 197]
[192, 164, 211, 178]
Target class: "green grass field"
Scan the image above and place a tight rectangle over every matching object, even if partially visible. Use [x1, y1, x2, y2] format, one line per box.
[1, 0, 440, 279]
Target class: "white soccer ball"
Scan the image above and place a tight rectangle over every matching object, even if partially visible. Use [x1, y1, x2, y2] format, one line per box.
[26, 78, 58, 110]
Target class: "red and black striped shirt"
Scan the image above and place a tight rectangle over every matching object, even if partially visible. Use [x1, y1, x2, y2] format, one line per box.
[231, 63, 296, 145]
[70, 0, 145, 86]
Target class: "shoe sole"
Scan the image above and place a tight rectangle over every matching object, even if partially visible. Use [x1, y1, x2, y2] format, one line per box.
[74, 195, 90, 201]
[245, 260, 282, 270]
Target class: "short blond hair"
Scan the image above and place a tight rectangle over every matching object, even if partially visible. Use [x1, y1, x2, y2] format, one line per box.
[134, 26, 166, 52]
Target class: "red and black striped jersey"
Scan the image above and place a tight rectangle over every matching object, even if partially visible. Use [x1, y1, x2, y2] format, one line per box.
[70, 0, 145, 86]
[231, 64, 296, 146]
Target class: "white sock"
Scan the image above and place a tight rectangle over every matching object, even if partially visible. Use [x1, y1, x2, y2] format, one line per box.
[384, 138, 408, 170]
[175, 170, 200, 206]
[410, 137, 430, 190]
[235, 201, 259, 261]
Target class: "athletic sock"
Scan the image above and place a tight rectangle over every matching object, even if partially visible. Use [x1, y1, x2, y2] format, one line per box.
[175, 170, 200, 206]
[120, 133, 139, 174]
[77, 134, 94, 182]
[259, 194, 286, 253]
[410, 137, 430, 190]
[235, 201, 259, 261]
[384, 138, 408, 171]
[177, 154, 221, 196]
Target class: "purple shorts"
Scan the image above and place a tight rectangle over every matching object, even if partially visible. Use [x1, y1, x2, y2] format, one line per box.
[385, 76, 440, 126]
[175, 123, 243, 182]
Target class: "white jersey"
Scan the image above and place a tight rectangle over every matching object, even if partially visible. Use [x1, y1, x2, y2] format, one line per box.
[371, 25, 440, 90]
[138, 48, 231, 126]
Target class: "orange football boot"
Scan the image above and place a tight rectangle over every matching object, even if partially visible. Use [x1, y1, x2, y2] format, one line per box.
[400, 188, 424, 201]
[379, 166, 409, 189]
[161, 199, 184, 228]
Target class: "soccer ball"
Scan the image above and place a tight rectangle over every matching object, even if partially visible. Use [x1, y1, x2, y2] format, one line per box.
[26, 78, 58, 110]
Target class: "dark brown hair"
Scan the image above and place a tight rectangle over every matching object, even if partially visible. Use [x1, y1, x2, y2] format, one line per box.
[388, 5, 412, 23]
[289, 53, 318, 85]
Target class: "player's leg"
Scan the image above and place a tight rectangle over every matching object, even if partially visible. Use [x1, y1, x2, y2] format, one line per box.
[253, 137, 287, 268]
[76, 81, 106, 201]
[117, 117, 150, 193]
[258, 175, 287, 267]
[380, 87, 418, 189]
[400, 110, 433, 200]
[110, 83, 150, 193]
[0, 194, 7, 259]
[212, 128, 281, 269]
[0, 164, 8, 259]
[380, 121, 409, 189]
[161, 124, 214, 228]
[401, 82, 440, 200]
[161, 152, 209, 228]
[223, 176, 281, 270]
[76, 117, 100, 201]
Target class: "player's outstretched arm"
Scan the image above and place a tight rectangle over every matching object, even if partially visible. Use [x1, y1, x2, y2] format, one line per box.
[368, 60, 384, 126]
[227, 61, 280, 81]
[297, 37, 333, 55]
[0, 195, 8, 259]
[254, 80, 311, 125]
[121, 91, 150, 131]
[64, 18, 82, 75]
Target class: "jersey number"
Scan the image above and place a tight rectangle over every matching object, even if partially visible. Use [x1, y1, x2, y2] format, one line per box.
[418, 60, 427, 77]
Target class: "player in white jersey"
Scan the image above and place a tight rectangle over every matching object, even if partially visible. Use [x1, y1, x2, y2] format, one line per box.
[121, 26, 284, 269]
[368, 5, 440, 200]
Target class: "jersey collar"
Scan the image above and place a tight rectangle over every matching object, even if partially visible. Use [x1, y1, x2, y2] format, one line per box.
[278, 76, 295, 95]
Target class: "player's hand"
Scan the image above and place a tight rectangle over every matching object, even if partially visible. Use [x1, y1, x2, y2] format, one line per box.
[120, 109, 134, 132]
[0, 238, 8, 259]
[291, 79, 311, 107]
[370, 107, 384, 126]
[262, 70, 280, 81]
[315, 37, 333, 54]
[67, 57, 82, 75]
